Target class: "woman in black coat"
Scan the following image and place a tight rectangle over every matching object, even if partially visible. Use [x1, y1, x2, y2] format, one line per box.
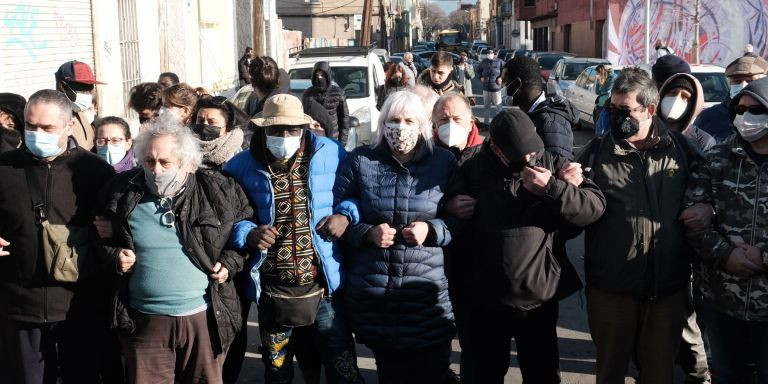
[334, 90, 464, 383]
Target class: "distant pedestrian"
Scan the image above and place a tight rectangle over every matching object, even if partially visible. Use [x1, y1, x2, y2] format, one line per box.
[161, 83, 199, 125]
[55, 60, 103, 150]
[417, 51, 461, 97]
[478, 48, 504, 124]
[302, 61, 351, 145]
[454, 52, 475, 102]
[377, 61, 409, 109]
[246, 56, 289, 117]
[238, 47, 255, 87]
[399, 52, 419, 86]
[128, 82, 163, 125]
[0, 93, 25, 154]
[157, 72, 180, 89]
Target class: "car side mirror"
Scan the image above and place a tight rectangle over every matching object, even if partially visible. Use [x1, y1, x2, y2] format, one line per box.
[348, 116, 360, 128]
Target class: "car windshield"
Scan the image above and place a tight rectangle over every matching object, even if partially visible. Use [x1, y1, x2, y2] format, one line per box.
[538, 56, 562, 70]
[691, 72, 729, 103]
[289, 66, 369, 99]
[563, 63, 594, 80]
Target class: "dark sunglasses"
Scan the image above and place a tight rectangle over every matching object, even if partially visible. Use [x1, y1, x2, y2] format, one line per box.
[734, 105, 768, 115]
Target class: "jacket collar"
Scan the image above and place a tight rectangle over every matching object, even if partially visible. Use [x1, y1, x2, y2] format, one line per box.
[374, 138, 433, 166]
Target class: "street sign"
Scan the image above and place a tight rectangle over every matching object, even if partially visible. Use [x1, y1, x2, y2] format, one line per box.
[511, 29, 520, 38]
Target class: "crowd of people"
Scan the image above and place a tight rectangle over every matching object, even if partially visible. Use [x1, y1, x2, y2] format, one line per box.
[0, 43, 766, 384]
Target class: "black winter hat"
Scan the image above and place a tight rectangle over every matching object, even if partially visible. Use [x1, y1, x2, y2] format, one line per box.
[664, 77, 694, 95]
[0, 93, 26, 132]
[652, 55, 691, 86]
[489, 109, 544, 161]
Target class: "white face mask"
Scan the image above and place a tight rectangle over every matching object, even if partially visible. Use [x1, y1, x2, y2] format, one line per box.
[73, 92, 93, 112]
[266, 134, 302, 160]
[384, 122, 420, 153]
[660, 95, 688, 120]
[734, 111, 768, 142]
[437, 121, 469, 148]
[487, 54, 495, 60]
[730, 82, 748, 99]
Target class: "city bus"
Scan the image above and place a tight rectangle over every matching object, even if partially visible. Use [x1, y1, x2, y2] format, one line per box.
[436, 29, 463, 52]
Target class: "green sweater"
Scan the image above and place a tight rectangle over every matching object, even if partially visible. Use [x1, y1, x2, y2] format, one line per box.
[128, 194, 209, 315]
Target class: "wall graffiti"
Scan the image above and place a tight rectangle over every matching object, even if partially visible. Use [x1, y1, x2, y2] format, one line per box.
[4, 4, 48, 61]
[607, 0, 768, 66]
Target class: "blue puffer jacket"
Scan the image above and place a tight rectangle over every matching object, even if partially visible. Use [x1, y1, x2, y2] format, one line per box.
[224, 132, 359, 302]
[478, 58, 504, 92]
[334, 142, 465, 350]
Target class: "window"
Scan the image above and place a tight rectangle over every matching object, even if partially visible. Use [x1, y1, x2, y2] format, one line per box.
[525, 0, 535, 7]
[691, 72, 729, 103]
[563, 63, 591, 80]
[289, 66, 370, 99]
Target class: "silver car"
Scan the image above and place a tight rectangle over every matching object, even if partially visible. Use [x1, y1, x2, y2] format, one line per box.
[550, 58, 611, 93]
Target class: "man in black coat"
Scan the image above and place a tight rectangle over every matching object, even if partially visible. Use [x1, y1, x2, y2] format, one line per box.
[456, 109, 605, 384]
[302, 61, 351, 146]
[502, 56, 578, 159]
[0, 89, 116, 383]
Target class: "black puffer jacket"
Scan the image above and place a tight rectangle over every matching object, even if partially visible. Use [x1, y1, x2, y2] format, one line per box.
[302, 62, 350, 145]
[456, 143, 605, 309]
[99, 168, 252, 355]
[0, 139, 115, 323]
[528, 94, 579, 160]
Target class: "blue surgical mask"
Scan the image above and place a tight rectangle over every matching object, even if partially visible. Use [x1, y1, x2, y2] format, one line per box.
[266, 134, 302, 160]
[73, 92, 93, 112]
[25, 130, 65, 158]
[730, 82, 748, 99]
[97, 144, 127, 165]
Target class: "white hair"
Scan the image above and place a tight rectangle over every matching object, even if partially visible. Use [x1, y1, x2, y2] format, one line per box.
[407, 84, 439, 112]
[375, 90, 433, 149]
[133, 112, 203, 172]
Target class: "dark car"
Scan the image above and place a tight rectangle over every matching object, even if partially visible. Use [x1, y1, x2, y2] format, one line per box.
[533, 52, 576, 80]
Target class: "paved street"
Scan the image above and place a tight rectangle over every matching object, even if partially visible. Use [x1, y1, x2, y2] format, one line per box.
[233, 128, 648, 384]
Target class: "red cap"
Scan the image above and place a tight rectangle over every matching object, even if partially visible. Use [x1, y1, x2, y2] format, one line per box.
[55, 60, 105, 85]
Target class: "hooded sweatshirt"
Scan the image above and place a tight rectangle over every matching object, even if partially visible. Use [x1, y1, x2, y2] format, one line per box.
[301, 61, 350, 145]
[659, 73, 715, 152]
[0, 93, 26, 154]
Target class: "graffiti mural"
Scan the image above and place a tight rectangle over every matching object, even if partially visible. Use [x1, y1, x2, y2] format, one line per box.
[607, 0, 768, 66]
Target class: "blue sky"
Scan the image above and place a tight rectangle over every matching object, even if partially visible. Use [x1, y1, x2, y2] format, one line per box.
[429, 0, 474, 15]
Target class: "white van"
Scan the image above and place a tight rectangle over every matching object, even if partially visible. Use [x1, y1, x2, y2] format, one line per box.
[288, 47, 386, 149]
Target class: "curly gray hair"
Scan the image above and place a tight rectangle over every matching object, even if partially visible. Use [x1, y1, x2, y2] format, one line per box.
[133, 113, 202, 171]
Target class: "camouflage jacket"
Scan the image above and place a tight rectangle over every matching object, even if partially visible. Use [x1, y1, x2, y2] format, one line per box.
[686, 135, 768, 321]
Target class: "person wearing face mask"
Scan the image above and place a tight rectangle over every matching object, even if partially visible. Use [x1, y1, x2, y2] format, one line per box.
[190, 96, 250, 170]
[224, 94, 364, 384]
[161, 83, 199, 125]
[128, 82, 163, 125]
[456, 108, 604, 384]
[0, 90, 115, 383]
[417, 51, 462, 97]
[693, 55, 768, 142]
[97, 113, 252, 383]
[685, 77, 768, 384]
[454, 52, 475, 102]
[658, 73, 715, 152]
[0, 93, 26, 154]
[334, 90, 465, 383]
[302, 61, 351, 146]
[93, 116, 136, 172]
[576, 67, 706, 384]
[478, 48, 504, 125]
[501, 57, 578, 159]
[55, 60, 104, 151]
[377, 62, 409, 110]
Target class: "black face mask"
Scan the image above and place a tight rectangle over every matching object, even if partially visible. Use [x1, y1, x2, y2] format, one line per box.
[312, 77, 328, 89]
[609, 108, 640, 140]
[388, 76, 402, 85]
[0, 128, 21, 150]
[192, 123, 223, 141]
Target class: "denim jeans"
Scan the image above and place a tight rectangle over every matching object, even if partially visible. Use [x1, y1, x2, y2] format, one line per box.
[258, 296, 363, 384]
[697, 301, 768, 384]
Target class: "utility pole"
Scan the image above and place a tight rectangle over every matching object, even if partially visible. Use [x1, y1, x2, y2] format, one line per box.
[253, 0, 265, 56]
[692, 0, 701, 64]
[360, 0, 373, 46]
[644, 0, 650, 64]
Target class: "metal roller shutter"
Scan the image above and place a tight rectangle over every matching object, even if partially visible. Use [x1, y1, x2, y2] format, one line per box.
[0, 1, 95, 98]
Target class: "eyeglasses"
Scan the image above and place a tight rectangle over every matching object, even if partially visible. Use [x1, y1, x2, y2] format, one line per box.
[96, 137, 126, 146]
[734, 105, 768, 115]
[159, 197, 175, 227]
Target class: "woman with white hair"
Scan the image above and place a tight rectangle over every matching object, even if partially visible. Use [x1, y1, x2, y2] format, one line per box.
[98, 113, 253, 383]
[334, 90, 465, 382]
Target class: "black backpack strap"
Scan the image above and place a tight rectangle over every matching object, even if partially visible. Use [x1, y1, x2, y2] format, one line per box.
[23, 162, 46, 224]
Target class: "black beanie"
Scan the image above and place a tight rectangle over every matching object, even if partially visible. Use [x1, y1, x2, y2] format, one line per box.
[652, 55, 691, 86]
[489, 109, 544, 161]
[0, 93, 26, 132]
[664, 77, 694, 95]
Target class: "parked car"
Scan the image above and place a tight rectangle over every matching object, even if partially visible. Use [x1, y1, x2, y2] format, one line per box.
[550, 57, 611, 92]
[534, 52, 576, 80]
[689, 64, 729, 108]
[288, 46, 385, 148]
